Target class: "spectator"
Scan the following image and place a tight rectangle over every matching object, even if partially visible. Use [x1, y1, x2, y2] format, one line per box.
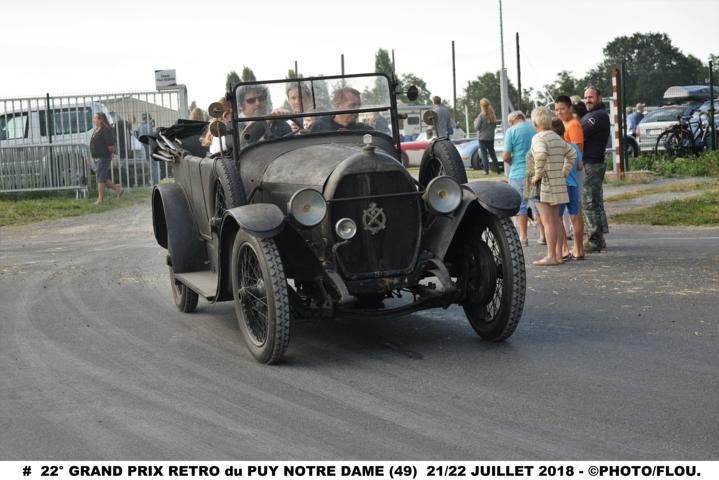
[570, 95, 582, 105]
[555, 96, 585, 259]
[627, 103, 645, 136]
[503, 110, 535, 245]
[138, 113, 158, 183]
[571, 101, 588, 121]
[528, 107, 576, 266]
[431, 96, 454, 137]
[474, 98, 500, 174]
[286, 83, 312, 131]
[188, 107, 205, 121]
[90, 112, 123, 204]
[371, 111, 391, 134]
[581, 86, 611, 253]
[550, 117, 584, 261]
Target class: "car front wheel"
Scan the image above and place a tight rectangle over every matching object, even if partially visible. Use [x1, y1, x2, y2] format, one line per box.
[230, 230, 290, 364]
[459, 215, 526, 341]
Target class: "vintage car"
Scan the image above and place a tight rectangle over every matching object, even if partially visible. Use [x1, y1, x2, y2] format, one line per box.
[147, 73, 526, 364]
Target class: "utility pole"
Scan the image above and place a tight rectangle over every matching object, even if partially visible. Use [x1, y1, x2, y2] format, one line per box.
[341, 54, 345, 75]
[516, 32, 522, 112]
[392, 49, 396, 76]
[294, 60, 298, 78]
[710, 60, 716, 151]
[452, 40, 457, 124]
[498, 0, 510, 132]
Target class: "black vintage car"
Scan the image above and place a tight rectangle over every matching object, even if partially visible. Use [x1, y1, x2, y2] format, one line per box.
[148, 73, 525, 364]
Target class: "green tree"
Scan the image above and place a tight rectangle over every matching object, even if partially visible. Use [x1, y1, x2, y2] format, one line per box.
[286, 68, 302, 79]
[543, 70, 584, 102]
[374, 48, 396, 79]
[397, 73, 431, 105]
[226, 70, 241, 92]
[241, 66, 256, 82]
[583, 32, 706, 105]
[456, 71, 530, 129]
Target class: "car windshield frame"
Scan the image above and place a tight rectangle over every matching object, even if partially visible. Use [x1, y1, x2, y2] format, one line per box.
[228, 72, 399, 151]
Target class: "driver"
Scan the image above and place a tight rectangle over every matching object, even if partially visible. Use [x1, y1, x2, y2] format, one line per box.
[310, 87, 372, 133]
[236, 85, 292, 141]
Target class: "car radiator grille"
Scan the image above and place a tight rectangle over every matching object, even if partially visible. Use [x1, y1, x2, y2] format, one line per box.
[330, 172, 421, 279]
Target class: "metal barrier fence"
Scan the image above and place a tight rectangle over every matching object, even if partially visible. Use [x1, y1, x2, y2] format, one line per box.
[0, 87, 187, 192]
[0, 143, 90, 195]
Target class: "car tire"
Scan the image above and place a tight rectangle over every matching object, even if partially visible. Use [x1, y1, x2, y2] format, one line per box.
[459, 215, 526, 341]
[169, 264, 199, 313]
[418, 138, 468, 187]
[214, 157, 247, 218]
[231, 230, 290, 364]
[470, 151, 481, 170]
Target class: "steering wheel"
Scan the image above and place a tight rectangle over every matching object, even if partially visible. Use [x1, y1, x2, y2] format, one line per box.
[241, 121, 267, 144]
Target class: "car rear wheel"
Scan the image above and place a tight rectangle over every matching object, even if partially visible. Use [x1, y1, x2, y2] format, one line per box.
[459, 215, 526, 341]
[230, 230, 290, 364]
[470, 151, 481, 170]
[419, 138, 468, 187]
[169, 264, 199, 313]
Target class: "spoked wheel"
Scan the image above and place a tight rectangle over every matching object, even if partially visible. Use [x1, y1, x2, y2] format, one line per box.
[459, 215, 526, 341]
[419, 138, 468, 187]
[169, 264, 198, 313]
[230, 230, 290, 364]
[655, 129, 692, 161]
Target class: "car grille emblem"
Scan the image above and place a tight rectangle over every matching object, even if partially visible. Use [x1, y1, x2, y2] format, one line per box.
[362, 202, 386, 235]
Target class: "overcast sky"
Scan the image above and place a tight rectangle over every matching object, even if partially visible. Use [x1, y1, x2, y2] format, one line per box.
[3, 0, 717, 109]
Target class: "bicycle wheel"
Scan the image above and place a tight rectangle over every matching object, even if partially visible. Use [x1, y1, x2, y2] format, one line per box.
[655, 129, 692, 161]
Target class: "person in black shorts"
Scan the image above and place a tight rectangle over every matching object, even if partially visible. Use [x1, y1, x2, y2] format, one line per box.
[90, 112, 123, 204]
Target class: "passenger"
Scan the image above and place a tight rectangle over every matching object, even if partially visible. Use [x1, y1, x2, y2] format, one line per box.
[200, 96, 232, 155]
[188, 107, 205, 121]
[286, 83, 313, 131]
[310, 87, 372, 133]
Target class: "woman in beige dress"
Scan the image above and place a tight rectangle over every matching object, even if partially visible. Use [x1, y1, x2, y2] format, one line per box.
[529, 107, 576, 266]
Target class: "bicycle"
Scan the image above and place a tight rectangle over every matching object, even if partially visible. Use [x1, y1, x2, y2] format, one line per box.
[654, 112, 712, 160]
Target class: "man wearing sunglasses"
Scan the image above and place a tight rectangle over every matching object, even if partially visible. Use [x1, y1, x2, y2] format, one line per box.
[236, 84, 291, 142]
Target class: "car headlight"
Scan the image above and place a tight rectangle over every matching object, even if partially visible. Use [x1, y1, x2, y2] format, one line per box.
[288, 188, 327, 227]
[335, 218, 357, 240]
[423, 176, 462, 214]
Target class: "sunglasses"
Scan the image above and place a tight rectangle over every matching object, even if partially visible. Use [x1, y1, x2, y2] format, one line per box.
[244, 95, 267, 105]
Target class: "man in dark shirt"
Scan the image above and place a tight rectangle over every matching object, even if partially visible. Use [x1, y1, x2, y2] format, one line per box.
[580, 86, 611, 252]
[310, 87, 372, 133]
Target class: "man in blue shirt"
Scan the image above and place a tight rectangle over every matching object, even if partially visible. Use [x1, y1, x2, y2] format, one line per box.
[627, 103, 644, 136]
[502, 110, 535, 245]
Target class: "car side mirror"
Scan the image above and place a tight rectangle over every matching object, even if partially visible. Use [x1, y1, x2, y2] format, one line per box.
[208, 102, 225, 119]
[406, 86, 419, 102]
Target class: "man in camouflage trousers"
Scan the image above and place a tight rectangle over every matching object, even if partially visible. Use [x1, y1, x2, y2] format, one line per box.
[580, 87, 610, 252]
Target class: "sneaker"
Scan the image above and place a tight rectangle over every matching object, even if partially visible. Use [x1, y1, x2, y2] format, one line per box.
[584, 241, 602, 253]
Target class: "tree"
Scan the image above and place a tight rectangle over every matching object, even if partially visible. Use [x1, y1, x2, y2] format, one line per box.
[241, 66, 256, 82]
[286, 68, 301, 79]
[583, 32, 706, 105]
[374, 48, 395, 79]
[542, 70, 584, 102]
[226, 70, 241, 92]
[397, 73, 431, 105]
[456, 71, 531, 129]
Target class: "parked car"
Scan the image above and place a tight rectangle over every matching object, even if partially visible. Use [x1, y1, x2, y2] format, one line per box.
[400, 128, 466, 167]
[636, 104, 702, 152]
[147, 73, 526, 364]
[454, 126, 505, 171]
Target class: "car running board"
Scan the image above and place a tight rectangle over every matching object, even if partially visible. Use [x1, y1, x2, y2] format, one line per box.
[174, 271, 218, 301]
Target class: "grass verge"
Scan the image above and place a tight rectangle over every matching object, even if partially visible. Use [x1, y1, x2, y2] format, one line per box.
[605, 179, 719, 202]
[0, 189, 150, 227]
[611, 189, 719, 226]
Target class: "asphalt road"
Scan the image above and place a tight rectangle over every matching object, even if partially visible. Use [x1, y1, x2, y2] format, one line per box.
[1, 202, 718, 460]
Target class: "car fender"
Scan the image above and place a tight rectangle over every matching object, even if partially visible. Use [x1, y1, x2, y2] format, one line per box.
[221, 203, 286, 239]
[421, 182, 520, 260]
[151, 183, 207, 274]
